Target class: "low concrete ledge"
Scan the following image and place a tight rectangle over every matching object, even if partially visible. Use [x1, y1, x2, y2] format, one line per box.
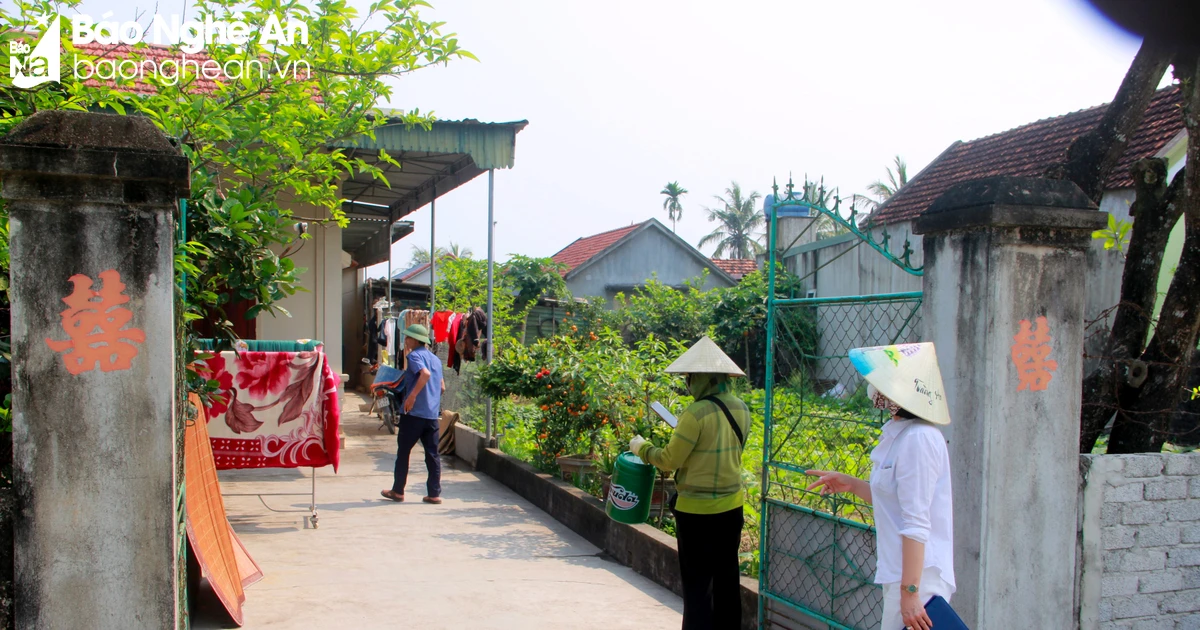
[453, 423, 486, 469]
[459, 442, 760, 629]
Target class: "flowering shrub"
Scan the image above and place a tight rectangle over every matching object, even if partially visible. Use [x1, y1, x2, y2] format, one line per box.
[478, 329, 686, 471]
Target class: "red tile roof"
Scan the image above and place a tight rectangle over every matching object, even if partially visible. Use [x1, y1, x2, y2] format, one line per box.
[871, 86, 1184, 225]
[710, 259, 758, 279]
[551, 222, 644, 274]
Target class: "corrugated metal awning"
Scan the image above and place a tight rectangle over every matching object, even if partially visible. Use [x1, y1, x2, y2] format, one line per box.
[336, 118, 527, 267]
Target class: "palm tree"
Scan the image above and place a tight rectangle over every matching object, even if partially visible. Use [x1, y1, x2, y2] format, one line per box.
[867, 155, 909, 203]
[447, 242, 473, 259]
[660, 181, 688, 232]
[699, 182, 764, 259]
[408, 246, 448, 266]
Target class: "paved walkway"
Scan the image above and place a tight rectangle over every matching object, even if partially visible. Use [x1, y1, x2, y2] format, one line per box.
[192, 393, 682, 629]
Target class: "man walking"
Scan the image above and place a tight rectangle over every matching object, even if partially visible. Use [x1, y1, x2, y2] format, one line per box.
[381, 324, 445, 504]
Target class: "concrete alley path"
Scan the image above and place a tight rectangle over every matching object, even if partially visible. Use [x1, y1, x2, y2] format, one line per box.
[192, 392, 683, 629]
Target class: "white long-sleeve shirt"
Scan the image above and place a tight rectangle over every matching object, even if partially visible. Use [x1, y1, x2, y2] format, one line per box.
[869, 419, 955, 590]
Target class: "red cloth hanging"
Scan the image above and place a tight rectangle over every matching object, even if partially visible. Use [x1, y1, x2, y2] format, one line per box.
[447, 313, 463, 373]
[431, 311, 453, 343]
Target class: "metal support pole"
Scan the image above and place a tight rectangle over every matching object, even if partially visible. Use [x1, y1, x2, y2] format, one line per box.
[758, 205, 779, 629]
[430, 187, 437, 316]
[386, 213, 393, 314]
[485, 169, 495, 444]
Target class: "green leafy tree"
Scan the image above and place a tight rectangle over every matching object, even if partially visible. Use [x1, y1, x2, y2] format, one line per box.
[700, 182, 764, 259]
[611, 275, 714, 346]
[0, 0, 474, 407]
[447, 242, 473, 259]
[709, 266, 813, 387]
[503, 255, 567, 342]
[434, 256, 518, 338]
[660, 181, 688, 232]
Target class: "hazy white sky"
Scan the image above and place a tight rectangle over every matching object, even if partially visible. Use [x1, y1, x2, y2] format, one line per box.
[53, 0, 1149, 275]
[365, 0, 1146, 276]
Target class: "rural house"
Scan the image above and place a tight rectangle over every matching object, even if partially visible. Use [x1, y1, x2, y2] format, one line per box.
[550, 218, 737, 303]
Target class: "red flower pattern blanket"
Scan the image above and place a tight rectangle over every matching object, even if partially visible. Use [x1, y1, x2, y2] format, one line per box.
[199, 351, 340, 471]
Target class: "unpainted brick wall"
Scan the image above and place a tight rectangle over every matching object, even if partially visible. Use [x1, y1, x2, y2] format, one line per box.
[1078, 453, 1200, 630]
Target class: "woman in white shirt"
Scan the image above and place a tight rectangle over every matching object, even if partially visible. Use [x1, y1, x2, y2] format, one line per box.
[806, 342, 954, 630]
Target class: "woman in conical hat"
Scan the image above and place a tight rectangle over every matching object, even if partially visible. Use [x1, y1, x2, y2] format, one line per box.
[806, 342, 955, 630]
[629, 336, 751, 630]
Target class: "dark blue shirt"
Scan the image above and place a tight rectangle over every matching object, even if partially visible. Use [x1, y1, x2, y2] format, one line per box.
[402, 346, 443, 420]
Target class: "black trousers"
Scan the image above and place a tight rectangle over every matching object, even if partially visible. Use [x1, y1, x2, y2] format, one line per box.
[392, 414, 441, 497]
[673, 506, 744, 630]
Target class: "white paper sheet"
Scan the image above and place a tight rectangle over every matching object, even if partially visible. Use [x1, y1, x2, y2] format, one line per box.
[651, 401, 677, 428]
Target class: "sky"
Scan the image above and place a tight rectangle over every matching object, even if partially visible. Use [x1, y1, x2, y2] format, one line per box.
[362, 0, 1147, 276]
[46, 0, 1150, 276]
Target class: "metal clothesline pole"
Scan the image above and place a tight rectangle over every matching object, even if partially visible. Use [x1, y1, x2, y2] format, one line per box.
[430, 187, 437, 317]
[387, 211, 393, 313]
[485, 168, 495, 444]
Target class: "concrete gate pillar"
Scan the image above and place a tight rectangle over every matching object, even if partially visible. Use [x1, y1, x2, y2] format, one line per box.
[0, 111, 187, 628]
[913, 176, 1106, 628]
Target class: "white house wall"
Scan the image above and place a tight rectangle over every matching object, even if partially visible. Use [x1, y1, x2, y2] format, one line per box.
[256, 203, 346, 379]
[565, 227, 734, 304]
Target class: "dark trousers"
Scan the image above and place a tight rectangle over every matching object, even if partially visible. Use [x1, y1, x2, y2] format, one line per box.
[392, 414, 441, 497]
[673, 506, 744, 630]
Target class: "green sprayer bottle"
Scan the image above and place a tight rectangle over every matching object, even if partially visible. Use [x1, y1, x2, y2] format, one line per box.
[606, 451, 655, 524]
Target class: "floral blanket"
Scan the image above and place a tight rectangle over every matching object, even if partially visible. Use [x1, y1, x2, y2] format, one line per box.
[199, 351, 341, 471]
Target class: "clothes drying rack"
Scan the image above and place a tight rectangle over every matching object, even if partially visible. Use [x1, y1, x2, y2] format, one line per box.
[198, 338, 328, 529]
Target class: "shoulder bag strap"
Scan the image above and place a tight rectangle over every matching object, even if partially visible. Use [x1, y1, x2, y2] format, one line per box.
[702, 395, 745, 448]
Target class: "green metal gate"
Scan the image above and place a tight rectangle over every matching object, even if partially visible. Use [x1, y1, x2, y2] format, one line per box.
[759, 182, 924, 629]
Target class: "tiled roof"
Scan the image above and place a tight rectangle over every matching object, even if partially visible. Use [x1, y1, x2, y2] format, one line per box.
[871, 86, 1184, 225]
[393, 262, 431, 282]
[551, 222, 644, 274]
[710, 259, 758, 279]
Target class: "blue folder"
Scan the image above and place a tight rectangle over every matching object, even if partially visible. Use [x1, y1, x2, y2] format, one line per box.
[897, 596, 969, 630]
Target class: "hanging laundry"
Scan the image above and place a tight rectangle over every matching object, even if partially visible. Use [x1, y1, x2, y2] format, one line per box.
[431, 311, 453, 343]
[198, 350, 341, 471]
[447, 312, 463, 374]
[367, 315, 380, 362]
[458, 307, 488, 362]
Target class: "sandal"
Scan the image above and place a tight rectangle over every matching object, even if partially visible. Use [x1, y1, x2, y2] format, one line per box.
[422, 496, 442, 504]
[380, 490, 404, 502]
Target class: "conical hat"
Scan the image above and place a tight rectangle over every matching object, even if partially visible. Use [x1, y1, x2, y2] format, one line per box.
[848, 342, 951, 425]
[665, 336, 745, 376]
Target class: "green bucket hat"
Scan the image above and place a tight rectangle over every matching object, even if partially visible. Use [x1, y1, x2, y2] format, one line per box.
[404, 323, 431, 345]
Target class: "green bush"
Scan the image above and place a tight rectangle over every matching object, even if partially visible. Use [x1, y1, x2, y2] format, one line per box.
[478, 329, 685, 471]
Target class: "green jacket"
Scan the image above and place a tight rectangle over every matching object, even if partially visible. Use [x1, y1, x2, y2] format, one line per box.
[637, 375, 751, 514]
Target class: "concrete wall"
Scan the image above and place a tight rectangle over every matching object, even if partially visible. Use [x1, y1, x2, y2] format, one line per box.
[566, 226, 733, 303]
[788, 222, 924, 299]
[1078, 453, 1200, 629]
[256, 202, 345, 376]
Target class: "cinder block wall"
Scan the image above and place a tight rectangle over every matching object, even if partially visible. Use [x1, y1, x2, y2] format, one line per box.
[1078, 453, 1200, 629]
